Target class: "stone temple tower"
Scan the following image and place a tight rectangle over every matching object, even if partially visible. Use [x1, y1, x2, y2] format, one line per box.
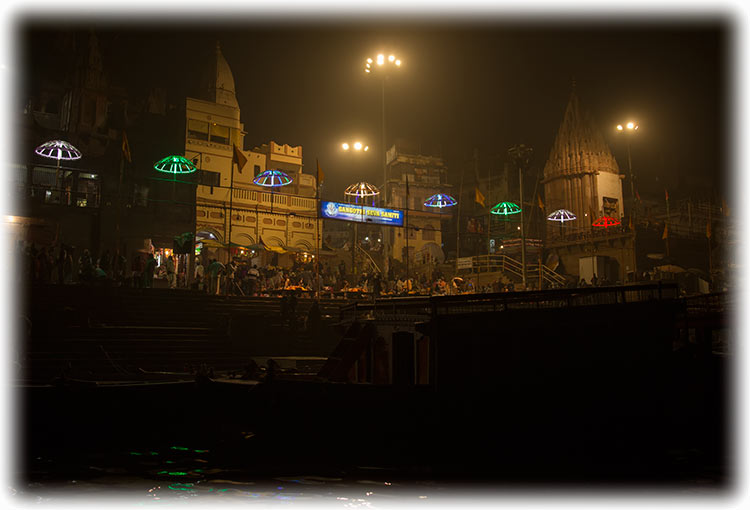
[205, 41, 239, 109]
[542, 88, 624, 231]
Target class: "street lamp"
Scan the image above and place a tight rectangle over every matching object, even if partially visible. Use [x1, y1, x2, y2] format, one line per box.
[616, 120, 639, 279]
[341, 141, 369, 152]
[364, 51, 402, 276]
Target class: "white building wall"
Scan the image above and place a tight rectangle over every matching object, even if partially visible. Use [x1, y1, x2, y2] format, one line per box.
[595, 171, 625, 219]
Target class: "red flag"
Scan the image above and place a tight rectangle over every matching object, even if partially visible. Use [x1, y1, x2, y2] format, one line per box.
[664, 188, 669, 201]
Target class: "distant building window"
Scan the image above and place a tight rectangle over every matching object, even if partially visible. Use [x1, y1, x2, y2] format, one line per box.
[246, 216, 256, 223]
[196, 210, 207, 217]
[292, 221, 302, 228]
[188, 119, 209, 141]
[133, 183, 148, 207]
[210, 124, 230, 145]
[253, 164, 261, 176]
[198, 170, 220, 187]
[209, 212, 224, 219]
[276, 220, 286, 227]
[262, 218, 273, 225]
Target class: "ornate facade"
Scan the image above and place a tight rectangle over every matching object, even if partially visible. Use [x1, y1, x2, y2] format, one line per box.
[187, 43, 320, 262]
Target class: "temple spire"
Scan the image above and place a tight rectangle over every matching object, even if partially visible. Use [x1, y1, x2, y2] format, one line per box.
[206, 40, 238, 108]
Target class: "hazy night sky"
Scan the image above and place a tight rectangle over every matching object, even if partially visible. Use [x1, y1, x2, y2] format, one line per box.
[20, 15, 729, 202]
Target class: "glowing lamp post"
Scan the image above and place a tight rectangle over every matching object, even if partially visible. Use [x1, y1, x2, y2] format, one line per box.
[34, 139, 82, 200]
[365, 52, 402, 276]
[344, 181, 380, 275]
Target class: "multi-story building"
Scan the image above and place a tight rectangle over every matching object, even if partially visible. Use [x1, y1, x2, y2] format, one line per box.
[186, 43, 320, 264]
[385, 141, 451, 267]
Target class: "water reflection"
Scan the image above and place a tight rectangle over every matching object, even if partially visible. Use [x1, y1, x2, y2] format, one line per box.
[17, 442, 444, 505]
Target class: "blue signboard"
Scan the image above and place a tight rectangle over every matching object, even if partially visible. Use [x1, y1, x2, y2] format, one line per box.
[321, 201, 404, 227]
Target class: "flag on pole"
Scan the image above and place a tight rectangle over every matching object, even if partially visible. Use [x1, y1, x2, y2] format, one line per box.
[706, 220, 712, 239]
[232, 144, 247, 171]
[664, 188, 669, 201]
[662, 223, 668, 240]
[628, 215, 633, 230]
[316, 159, 324, 186]
[121, 131, 131, 163]
[537, 193, 544, 210]
[474, 187, 485, 207]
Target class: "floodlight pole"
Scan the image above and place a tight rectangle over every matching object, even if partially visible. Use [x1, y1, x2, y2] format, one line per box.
[509, 144, 532, 290]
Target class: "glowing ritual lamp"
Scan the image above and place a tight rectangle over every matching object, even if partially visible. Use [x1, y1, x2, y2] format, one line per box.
[490, 201, 522, 216]
[592, 216, 621, 229]
[153, 155, 197, 174]
[424, 193, 457, 208]
[546, 209, 577, 223]
[35, 139, 82, 161]
[344, 181, 380, 205]
[253, 169, 292, 187]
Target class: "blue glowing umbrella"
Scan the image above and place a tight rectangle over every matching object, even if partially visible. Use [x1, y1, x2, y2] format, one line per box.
[424, 193, 457, 208]
[253, 169, 292, 187]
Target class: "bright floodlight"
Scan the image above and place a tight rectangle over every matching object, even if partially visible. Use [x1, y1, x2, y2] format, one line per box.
[364, 146, 369, 151]
[342, 143, 350, 150]
[354, 142, 362, 150]
[367, 58, 373, 64]
[617, 124, 624, 131]
[377, 54, 385, 65]
[365, 69, 371, 73]
[627, 122, 635, 129]
[388, 55, 395, 62]
[395, 59, 401, 66]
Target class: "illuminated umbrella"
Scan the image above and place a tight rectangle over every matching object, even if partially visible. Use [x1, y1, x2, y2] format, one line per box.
[546, 209, 577, 223]
[424, 193, 457, 208]
[253, 169, 292, 187]
[35, 139, 82, 195]
[35, 139, 82, 161]
[592, 216, 621, 229]
[344, 181, 380, 205]
[547, 208, 577, 238]
[153, 155, 197, 174]
[490, 201, 521, 216]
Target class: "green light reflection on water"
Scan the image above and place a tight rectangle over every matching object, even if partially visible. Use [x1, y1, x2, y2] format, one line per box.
[194, 449, 208, 453]
[170, 446, 189, 451]
[129, 452, 143, 456]
[168, 482, 194, 491]
[166, 461, 175, 464]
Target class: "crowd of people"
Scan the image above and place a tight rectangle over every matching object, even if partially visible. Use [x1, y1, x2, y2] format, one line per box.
[16, 239, 627, 298]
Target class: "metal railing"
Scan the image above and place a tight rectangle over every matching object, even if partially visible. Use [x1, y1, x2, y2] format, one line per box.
[343, 282, 681, 323]
[459, 254, 568, 287]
